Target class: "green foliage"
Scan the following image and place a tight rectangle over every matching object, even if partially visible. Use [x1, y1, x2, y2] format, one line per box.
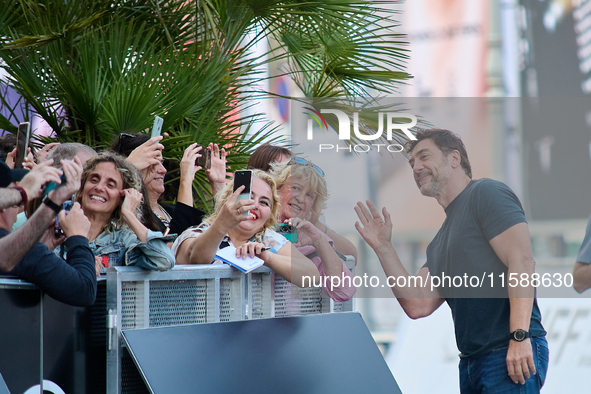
[0, 0, 410, 210]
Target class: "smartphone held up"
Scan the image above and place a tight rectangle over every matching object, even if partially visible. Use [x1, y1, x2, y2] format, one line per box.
[14, 122, 31, 170]
[151, 116, 164, 139]
[233, 170, 252, 216]
[195, 145, 211, 170]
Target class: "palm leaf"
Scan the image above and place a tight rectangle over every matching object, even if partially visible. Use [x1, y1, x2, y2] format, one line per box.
[0, 0, 411, 207]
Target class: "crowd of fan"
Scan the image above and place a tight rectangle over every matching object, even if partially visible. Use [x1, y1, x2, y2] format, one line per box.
[0, 134, 357, 307]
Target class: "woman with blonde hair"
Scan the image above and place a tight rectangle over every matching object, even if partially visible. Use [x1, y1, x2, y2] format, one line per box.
[271, 157, 356, 301]
[173, 169, 319, 286]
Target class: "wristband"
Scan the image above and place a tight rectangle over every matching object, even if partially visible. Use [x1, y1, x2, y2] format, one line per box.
[42, 195, 62, 214]
[12, 186, 28, 206]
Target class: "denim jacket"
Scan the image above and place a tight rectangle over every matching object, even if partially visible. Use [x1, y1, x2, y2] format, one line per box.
[90, 227, 176, 272]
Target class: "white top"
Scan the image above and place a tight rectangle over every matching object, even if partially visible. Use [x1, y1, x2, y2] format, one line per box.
[171, 222, 288, 259]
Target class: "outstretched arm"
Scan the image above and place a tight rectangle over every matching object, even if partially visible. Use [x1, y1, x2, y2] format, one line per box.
[206, 143, 227, 197]
[0, 159, 83, 272]
[354, 200, 444, 319]
[175, 186, 255, 265]
[177, 143, 203, 206]
[309, 213, 358, 262]
[261, 243, 320, 287]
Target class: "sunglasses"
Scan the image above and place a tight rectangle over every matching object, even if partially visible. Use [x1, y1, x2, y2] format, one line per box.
[293, 157, 325, 176]
[116, 133, 136, 154]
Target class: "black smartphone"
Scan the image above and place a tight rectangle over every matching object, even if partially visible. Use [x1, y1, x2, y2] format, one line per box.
[195, 145, 211, 170]
[151, 115, 164, 138]
[14, 122, 31, 169]
[54, 200, 73, 238]
[277, 223, 298, 243]
[233, 170, 252, 215]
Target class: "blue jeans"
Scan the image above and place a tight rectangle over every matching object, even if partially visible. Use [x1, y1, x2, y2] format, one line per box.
[459, 337, 549, 394]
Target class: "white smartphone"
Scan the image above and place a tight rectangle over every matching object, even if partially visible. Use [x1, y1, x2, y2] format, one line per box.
[233, 170, 252, 216]
[151, 116, 164, 138]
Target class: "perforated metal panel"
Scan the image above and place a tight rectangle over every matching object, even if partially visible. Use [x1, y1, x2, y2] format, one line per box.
[121, 282, 141, 330]
[121, 348, 149, 394]
[149, 280, 208, 326]
[108, 262, 355, 394]
[90, 283, 107, 346]
[219, 278, 233, 322]
[273, 275, 323, 317]
[250, 273, 264, 319]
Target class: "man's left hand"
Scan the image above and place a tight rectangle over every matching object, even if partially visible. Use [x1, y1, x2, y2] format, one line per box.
[506, 339, 536, 385]
[40, 221, 65, 251]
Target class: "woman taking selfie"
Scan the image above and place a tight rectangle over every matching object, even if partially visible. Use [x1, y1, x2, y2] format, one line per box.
[172, 170, 318, 287]
[271, 158, 356, 301]
[113, 133, 227, 235]
[74, 152, 175, 272]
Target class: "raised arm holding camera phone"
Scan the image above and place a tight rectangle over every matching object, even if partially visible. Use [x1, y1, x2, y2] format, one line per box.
[0, 156, 98, 306]
[115, 127, 227, 235]
[172, 169, 319, 287]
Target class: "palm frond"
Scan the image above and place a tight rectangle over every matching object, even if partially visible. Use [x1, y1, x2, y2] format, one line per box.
[0, 0, 411, 207]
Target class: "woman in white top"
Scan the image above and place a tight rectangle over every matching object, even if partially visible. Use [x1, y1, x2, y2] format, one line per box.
[172, 170, 319, 286]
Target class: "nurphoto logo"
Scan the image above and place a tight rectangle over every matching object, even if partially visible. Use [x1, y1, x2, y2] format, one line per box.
[304, 108, 418, 153]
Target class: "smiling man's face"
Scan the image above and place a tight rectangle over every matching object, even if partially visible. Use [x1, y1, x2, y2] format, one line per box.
[408, 138, 453, 198]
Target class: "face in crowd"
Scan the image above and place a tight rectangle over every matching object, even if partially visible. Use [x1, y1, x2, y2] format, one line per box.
[80, 161, 124, 217]
[409, 138, 453, 198]
[236, 177, 274, 235]
[277, 176, 317, 222]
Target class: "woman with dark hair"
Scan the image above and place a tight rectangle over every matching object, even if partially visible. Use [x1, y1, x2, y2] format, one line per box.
[72, 152, 175, 272]
[246, 143, 292, 172]
[112, 133, 227, 235]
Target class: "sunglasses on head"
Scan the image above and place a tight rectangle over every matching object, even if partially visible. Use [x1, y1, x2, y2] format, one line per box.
[293, 157, 325, 176]
[116, 133, 136, 154]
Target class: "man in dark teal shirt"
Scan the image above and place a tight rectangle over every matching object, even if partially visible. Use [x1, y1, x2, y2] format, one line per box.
[355, 129, 547, 393]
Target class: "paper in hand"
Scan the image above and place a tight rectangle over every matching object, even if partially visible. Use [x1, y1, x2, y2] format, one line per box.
[215, 246, 264, 274]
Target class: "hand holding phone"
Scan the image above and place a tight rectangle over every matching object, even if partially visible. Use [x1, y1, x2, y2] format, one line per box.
[277, 223, 298, 243]
[15, 122, 31, 170]
[57, 201, 91, 239]
[43, 174, 67, 197]
[195, 144, 211, 170]
[151, 116, 164, 138]
[233, 170, 252, 216]
[54, 200, 73, 238]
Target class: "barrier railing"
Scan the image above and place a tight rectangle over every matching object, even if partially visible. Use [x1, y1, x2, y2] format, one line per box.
[106, 258, 355, 393]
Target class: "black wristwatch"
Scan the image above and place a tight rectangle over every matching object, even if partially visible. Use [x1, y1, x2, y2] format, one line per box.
[42, 195, 62, 214]
[509, 329, 531, 342]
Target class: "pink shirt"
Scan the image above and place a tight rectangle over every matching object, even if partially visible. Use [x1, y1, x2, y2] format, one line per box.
[296, 233, 356, 302]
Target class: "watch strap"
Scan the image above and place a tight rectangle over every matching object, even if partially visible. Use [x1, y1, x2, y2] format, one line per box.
[509, 329, 531, 342]
[43, 195, 62, 214]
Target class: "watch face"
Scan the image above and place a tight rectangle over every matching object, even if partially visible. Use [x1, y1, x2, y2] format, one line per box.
[514, 330, 526, 341]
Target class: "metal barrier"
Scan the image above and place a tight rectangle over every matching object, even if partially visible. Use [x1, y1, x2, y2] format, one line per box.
[106, 259, 355, 394]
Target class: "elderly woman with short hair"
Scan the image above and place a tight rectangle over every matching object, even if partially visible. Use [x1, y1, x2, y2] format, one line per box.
[271, 158, 356, 301]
